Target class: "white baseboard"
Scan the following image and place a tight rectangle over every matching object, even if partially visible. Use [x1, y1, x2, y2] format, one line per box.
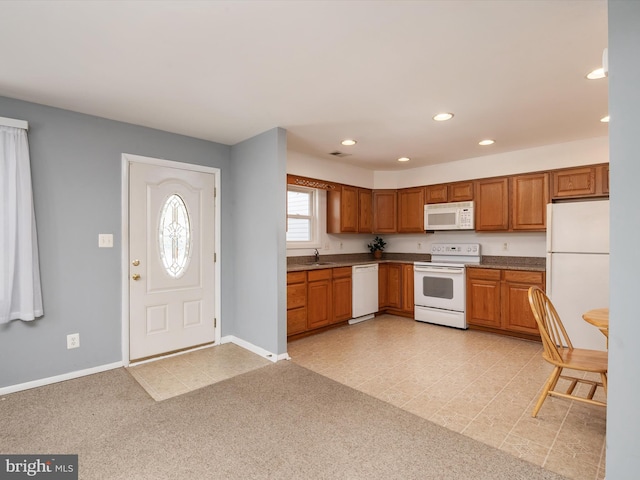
[0, 361, 124, 396]
[220, 335, 290, 362]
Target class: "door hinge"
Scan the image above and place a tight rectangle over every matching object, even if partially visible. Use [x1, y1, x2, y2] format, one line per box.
[214, 252, 217, 262]
[214, 318, 217, 328]
[214, 187, 217, 198]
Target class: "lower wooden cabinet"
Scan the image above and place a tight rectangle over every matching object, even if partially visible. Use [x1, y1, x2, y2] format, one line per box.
[307, 269, 332, 330]
[332, 267, 353, 323]
[466, 267, 544, 339]
[286, 272, 307, 336]
[287, 267, 353, 337]
[378, 262, 414, 318]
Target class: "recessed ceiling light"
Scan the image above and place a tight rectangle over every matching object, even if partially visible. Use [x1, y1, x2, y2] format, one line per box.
[341, 139, 357, 146]
[586, 67, 606, 80]
[397, 157, 410, 162]
[478, 139, 495, 146]
[600, 115, 610, 123]
[433, 112, 454, 122]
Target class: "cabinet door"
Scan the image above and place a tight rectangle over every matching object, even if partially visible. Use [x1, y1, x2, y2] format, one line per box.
[600, 164, 609, 195]
[307, 269, 332, 330]
[386, 264, 402, 309]
[358, 188, 373, 233]
[332, 267, 352, 323]
[332, 276, 352, 323]
[378, 263, 389, 309]
[327, 185, 358, 233]
[475, 178, 509, 231]
[397, 187, 425, 233]
[511, 173, 549, 231]
[551, 166, 596, 198]
[425, 184, 448, 204]
[502, 271, 544, 336]
[449, 181, 474, 202]
[466, 268, 502, 328]
[401, 264, 414, 314]
[287, 271, 307, 336]
[372, 190, 397, 233]
[287, 308, 307, 336]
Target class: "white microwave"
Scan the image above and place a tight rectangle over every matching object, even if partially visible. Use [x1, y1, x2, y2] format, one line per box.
[424, 201, 475, 231]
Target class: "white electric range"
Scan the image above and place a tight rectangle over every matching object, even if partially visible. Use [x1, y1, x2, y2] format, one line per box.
[414, 243, 481, 329]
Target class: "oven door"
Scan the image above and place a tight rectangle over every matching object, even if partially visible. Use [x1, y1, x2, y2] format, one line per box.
[413, 265, 465, 312]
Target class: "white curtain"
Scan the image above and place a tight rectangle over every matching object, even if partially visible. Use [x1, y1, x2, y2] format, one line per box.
[0, 125, 43, 323]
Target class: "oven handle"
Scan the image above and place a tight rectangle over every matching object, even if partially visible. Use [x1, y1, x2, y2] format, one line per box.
[414, 266, 464, 274]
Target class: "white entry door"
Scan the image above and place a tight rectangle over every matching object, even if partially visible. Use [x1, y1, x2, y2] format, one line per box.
[129, 161, 216, 361]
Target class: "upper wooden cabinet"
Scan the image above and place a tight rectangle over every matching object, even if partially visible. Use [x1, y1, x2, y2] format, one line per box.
[475, 178, 509, 231]
[551, 164, 609, 200]
[397, 187, 425, 233]
[511, 173, 549, 231]
[372, 190, 397, 233]
[425, 184, 448, 204]
[358, 188, 373, 233]
[327, 185, 373, 234]
[327, 185, 358, 233]
[475, 173, 548, 232]
[426, 181, 474, 204]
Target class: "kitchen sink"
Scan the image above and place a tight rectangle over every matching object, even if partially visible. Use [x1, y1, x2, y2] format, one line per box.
[305, 262, 337, 266]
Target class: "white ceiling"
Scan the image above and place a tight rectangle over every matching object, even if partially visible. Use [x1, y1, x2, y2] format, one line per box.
[0, 0, 608, 171]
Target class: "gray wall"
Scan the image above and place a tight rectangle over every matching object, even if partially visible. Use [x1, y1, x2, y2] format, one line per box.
[230, 128, 288, 355]
[607, 1, 640, 477]
[0, 96, 236, 388]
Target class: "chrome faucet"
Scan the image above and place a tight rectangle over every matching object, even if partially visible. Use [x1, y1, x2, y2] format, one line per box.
[314, 249, 320, 262]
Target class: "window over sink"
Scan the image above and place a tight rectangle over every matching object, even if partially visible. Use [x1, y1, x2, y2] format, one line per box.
[287, 185, 320, 248]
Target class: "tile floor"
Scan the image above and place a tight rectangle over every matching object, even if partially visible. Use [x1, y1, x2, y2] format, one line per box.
[126, 315, 607, 479]
[127, 343, 271, 401]
[287, 314, 607, 480]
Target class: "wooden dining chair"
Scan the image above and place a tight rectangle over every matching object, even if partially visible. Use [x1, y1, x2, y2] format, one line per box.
[527, 286, 608, 417]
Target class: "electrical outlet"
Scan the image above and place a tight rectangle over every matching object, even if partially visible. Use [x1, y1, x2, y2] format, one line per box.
[417, 242, 422, 250]
[67, 333, 80, 349]
[324, 242, 330, 251]
[502, 242, 508, 251]
[339, 242, 343, 250]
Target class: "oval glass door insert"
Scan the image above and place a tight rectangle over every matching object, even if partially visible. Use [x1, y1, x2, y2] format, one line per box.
[158, 194, 191, 278]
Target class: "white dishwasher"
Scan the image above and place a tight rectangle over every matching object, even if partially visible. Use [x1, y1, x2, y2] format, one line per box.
[350, 264, 379, 324]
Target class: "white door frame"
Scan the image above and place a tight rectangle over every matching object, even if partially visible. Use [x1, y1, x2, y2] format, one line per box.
[121, 153, 221, 366]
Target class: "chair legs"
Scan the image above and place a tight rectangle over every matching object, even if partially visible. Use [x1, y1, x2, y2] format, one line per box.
[532, 366, 562, 418]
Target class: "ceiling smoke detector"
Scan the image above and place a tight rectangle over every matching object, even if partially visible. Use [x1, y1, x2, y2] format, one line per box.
[329, 151, 351, 158]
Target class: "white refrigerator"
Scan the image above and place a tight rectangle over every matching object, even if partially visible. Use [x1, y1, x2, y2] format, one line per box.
[546, 200, 609, 351]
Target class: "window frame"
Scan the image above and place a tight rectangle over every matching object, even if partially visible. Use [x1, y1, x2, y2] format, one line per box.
[286, 185, 321, 249]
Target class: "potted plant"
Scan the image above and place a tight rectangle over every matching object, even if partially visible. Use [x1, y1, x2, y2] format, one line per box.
[367, 236, 386, 259]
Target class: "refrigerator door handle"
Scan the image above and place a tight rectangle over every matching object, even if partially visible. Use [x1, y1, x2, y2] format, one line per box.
[546, 203, 553, 254]
[546, 253, 552, 294]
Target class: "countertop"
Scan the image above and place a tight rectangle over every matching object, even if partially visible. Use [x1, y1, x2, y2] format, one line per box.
[287, 254, 546, 272]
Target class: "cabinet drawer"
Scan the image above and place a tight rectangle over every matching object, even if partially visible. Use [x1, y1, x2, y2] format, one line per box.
[332, 266, 352, 279]
[287, 308, 307, 335]
[287, 271, 306, 284]
[308, 269, 332, 282]
[287, 283, 307, 309]
[467, 268, 501, 281]
[503, 270, 544, 284]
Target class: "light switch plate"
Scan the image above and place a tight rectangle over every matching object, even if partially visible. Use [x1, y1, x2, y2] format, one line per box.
[98, 234, 114, 248]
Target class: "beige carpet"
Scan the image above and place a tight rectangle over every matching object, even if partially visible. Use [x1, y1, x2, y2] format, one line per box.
[0, 362, 568, 479]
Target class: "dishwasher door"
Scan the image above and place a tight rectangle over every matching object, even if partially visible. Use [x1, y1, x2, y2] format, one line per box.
[351, 264, 379, 320]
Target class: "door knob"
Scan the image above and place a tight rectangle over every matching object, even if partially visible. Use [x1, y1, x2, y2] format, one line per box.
[132, 259, 140, 266]
[132, 273, 141, 281]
